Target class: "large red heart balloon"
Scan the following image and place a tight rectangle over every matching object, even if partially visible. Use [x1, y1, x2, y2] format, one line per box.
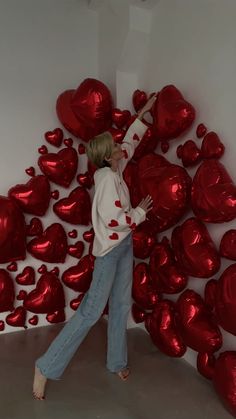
[8, 175, 51, 216]
[132, 262, 159, 310]
[62, 254, 95, 292]
[6, 306, 26, 328]
[38, 147, 78, 187]
[153, 85, 195, 140]
[133, 127, 158, 161]
[215, 264, 236, 335]
[176, 289, 222, 353]
[146, 300, 186, 357]
[132, 220, 157, 259]
[191, 159, 236, 222]
[138, 153, 192, 232]
[149, 240, 188, 294]
[172, 217, 220, 278]
[132, 89, 148, 113]
[53, 187, 91, 225]
[27, 223, 68, 263]
[24, 273, 65, 313]
[0, 269, 15, 313]
[213, 351, 236, 417]
[70, 78, 113, 141]
[219, 229, 236, 260]
[0, 196, 26, 263]
[123, 161, 142, 208]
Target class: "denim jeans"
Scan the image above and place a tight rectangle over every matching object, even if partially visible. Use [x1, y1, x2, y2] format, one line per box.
[36, 233, 133, 380]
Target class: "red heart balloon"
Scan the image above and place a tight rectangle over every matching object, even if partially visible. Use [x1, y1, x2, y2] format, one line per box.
[6, 306, 26, 328]
[131, 303, 147, 324]
[123, 161, 142, 208]
[0, 321, 5, 331]
[153, 85, 195, 140]
[62, 254, 95, 292]
[196, 123, 207, 138]
[0, 196, 26, 263]
[191, 159, 236, 222]
[46, 309, 65, 324]
[0, 269, 15, 313]
[160, 140, 170, 154]
[53, 187, 91, 225]
[176, 140, 202, 167]
[27, 223, 68, 263]
[38, 145, 48, 155]
[64, 138, 73, 147]
[38, 147, 78, 187]
[197, 352, 216, 380]
[215, 264, 236, 335]
[220, 229, 236, 260]
[38, 264, 47, 274]
[213, 351, 236, 417]
[24, 273, 65, 313]
[149, 241, 188, 294]
[77, 171, 94, 189]
[108, 127, 126, 143]
[133, 127, 158, 161]
[132, 89, 148, 112]
[67, 241, 85, 259]
[132, 220, 157, 259]
[204, 278, 218, 313]
[51, 190, 59, 200]
[176, 289, 222, 353]
[7, 262, 17, 272]
[83, 228, 94, 243]
[112, 108, 131, 129]
[17, 290, 27, 301]
[8, 175, 51, 216]
[70, 293, 85, 311]
[25, 166, 35, 177]
[147, 300, 186, 357]
[132, 262, 159, 310]
[68, 229, 77, 239]
[28, 315, 39, 326]
[16, 266, 35, 286]
[26, 217, 43, 237]
[201, 131, 225, 159]
[50, 267, 60, 276]
[44, 128, 63, 147]
[138, 153, 192, 232]
[171, 217, 220, 278]
[78, 144, 86, 154]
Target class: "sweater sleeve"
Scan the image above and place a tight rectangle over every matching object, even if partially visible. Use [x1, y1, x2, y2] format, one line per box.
[96, 174, 146, 232]
[119, 118, 148, 173]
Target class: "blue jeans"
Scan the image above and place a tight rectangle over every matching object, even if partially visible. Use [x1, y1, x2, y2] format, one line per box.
[36, 233, 133, 380]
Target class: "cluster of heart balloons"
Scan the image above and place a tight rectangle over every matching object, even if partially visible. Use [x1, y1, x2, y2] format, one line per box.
[1, 77, 236, 416]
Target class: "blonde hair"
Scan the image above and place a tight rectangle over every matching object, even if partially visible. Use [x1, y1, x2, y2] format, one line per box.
[86, 131, 114, 168]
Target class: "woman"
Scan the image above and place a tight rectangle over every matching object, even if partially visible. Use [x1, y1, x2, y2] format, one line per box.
[33, 94, 156, 400]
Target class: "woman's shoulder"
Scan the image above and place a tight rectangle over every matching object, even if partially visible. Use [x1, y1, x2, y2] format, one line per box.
[94, 167, 115, 185]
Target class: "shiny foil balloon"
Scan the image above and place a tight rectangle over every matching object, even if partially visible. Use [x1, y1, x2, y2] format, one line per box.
[133, 127, 159, 161]
[67, 241, 85, 259]
[138, 153, 192, 232]
[0, 269, 15, 313]
[112, 108, 131, 129]
[0, 196, 26, 263]
[27, 223, 68, 263]
[153, 85, 195, 140]
[123, 161, 142, 208]
[191, 159, 236, 222]
[132, 262, 159, 310]
[53, 187, 92, 225]
[201, 131, 225, 159]
[77, 171, 94, 189]
[24, 273, 65, 314]
[147, 300, 186, 357]
[213, 351, 236, 417]
[196, 123, 207, 138]
[70, 293, 85, 311]
[176, 140, 202, 167]
[108, 127, 126, 144]
[215, 264, 236, 335]
[44, 128, 63, 147]
[171, 217, 221, 278]
[220, 230, 236, 260]
[70, 78, 113, 141]
[197, 352, 216, 380]
[149, 241, 188, 294]
[62, 254, 95, 292]
[16, 266, 36, 286]
[132, 220, 157, 259]
[6, 307, 26, 328]
[176, 289, 222, 353]
[38, 147, 78, 187]
[204, 278, 218, 313]
[131, 303, 147, 324]
[26, 217, 43, 236]
[8, 175, 51, 216]
[132, 89, 148, 112]
[46, 310, 65, 324]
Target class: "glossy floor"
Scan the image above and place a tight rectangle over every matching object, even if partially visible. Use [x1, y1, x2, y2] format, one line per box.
[0, 320, 232, 419]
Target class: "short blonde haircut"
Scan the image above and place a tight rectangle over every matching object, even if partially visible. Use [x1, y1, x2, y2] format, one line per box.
[86, 131, 114, 168]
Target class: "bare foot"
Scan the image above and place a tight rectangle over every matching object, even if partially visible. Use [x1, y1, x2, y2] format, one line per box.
[116, 367, 130, 381]
[33, 366, 47, 400]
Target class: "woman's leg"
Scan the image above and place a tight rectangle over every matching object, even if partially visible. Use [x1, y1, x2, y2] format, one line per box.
[33, 251, 118, 398]
[106, 234, 133, 376]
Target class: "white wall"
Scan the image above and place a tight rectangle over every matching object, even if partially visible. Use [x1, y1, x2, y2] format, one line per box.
[0, 0, 98, 333]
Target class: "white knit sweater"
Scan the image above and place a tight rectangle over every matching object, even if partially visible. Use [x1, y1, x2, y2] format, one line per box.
[91, 118, 148, 257]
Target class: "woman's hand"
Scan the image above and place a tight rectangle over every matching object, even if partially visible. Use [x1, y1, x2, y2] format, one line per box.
[138, 195, 153, 214]
[137, 94, 157, 120]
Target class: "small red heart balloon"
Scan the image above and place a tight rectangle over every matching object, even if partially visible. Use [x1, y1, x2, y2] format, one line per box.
[6, 306, 27, 328]
[77, 172, 94, 189]
[51, 190, 59, 200]
[132, 89, 148, 112]
[78, 144, 86, 154]
[7, 262, 17, 272]
[46, 309, 65, 324]
[0, 269, 15, 313]
[201, 132, 225, 159]
[176, 140, 202, 167]
[38, 264, 47, 274]
[16, 266, 35, 286]
[24, 273, 65, 314]
[108, 127, 126, 143]
[53, 187, 92, 225]
[68, 229, 77, 239]
[131, 303, 147, 324]
[70, 293, 85, 311]
[44, 128, 63, 147]
[26, 218, 43, 236]
[17, 290, 27, 301]
[28, 315, 39, 326]
[132, 262, 159, 310]
[0, 321, 5, 331]
[62, 254, 95, 292]
[25, 167, 35, 177]
[8, 175, 51, 216]
[67, 241, 84, 259]
[83, 228, 94, 243]
[38, 147, 78, 187]
[197, 352, 215, 380]
[112, 108, 131, 129]
[38, 145, 48, 155]
[220, 229, 236, 260]
[64, 138, 73, 147]
[27, 223, 68, 263]
[196, 123, 207, 138]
